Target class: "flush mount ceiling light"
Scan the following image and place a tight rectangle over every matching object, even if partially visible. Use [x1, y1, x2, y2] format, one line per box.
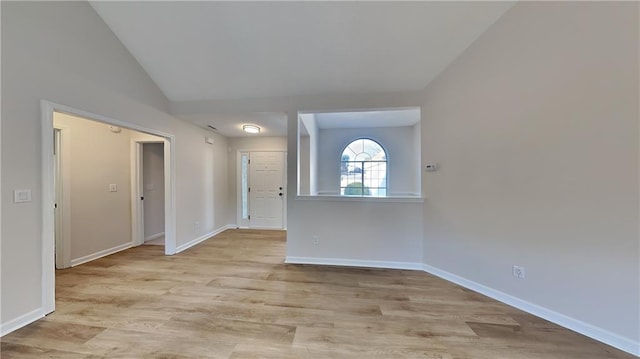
[243, 125, 260, 134]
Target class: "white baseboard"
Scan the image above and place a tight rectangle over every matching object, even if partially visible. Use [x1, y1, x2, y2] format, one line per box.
[0, 308, 43, 337]
[175, 225, 234, 254]
[144, 232, 165, 242]
[421, 264, 640, 357]
[70, 242, 134, 267]
[285, 256, 423, 271]
[283, 256, 638, 356]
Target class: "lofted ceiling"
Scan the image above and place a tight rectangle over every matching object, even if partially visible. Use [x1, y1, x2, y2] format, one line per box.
[90, 1, 514, 137]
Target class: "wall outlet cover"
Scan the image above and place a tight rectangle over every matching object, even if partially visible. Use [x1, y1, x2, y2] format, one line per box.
[513, 265, 525, 279]
[14, 189, 32, 203]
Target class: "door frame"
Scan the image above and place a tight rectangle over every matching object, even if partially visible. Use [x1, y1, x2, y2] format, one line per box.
[53, 126, 71, 269]
[236, 150, 287, 229]
[236, 151, 250, 228]
[131, 140, 166, 246]
[41, 100, 177, 315]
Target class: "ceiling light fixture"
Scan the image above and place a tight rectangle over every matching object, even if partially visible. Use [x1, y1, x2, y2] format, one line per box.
[243, 125, 260, 134]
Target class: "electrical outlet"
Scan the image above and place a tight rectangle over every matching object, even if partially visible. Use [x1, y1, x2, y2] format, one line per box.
[513, 265, 525, 279]
[194, 221, 200, 229]
[312, 235, 319, 245]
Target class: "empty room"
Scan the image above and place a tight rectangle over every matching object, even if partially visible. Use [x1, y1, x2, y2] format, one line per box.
[1, 1, 638, 358]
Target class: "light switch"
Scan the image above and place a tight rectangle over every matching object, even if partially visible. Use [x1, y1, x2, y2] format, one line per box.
[14, 189, 32, 203]
[109, 184, 118, 192]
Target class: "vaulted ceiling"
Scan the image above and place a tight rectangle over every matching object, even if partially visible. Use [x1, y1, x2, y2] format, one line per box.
[90, 1, 514, 136]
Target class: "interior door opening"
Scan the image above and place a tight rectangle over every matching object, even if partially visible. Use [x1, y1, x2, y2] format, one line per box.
[140, 142, 165, 246]
[43, 100, 177, 315]
[53, 112, 169, 270]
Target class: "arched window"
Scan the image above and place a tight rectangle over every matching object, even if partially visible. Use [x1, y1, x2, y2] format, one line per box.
[340, 139, 387, 197]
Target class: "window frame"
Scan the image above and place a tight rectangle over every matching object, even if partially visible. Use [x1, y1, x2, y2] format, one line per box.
[339, 138, 388, 197]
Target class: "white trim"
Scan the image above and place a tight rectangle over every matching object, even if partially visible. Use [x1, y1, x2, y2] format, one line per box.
[70, 242, 134, 267]
[295, 195, 424, 203]
[164, 138, 177, 255]
[175, 225, 234, 254]
[131, 139, 165, 247]
[130, 141, 144, 246]
[283, 256, 639, 355]
[53, 126, 72, 269]
[144, 232, 165, 242]
[285, 256, 423, 271]
[40, 102, 56, 315]
[247, 226, 288, 230]
[0, 309, 44, 337]
[58, 127, 72, 268]
[237, 151, 250, 228]
[282, 151, 288, 229]
[421, 264, 640, 357]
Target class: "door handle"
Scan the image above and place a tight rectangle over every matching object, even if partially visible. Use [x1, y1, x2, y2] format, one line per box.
[279, 193, 283, 196]
[279, 187, 283, 190]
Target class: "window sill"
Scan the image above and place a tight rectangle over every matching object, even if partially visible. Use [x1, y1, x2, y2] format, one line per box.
[294, 195, 424, 204]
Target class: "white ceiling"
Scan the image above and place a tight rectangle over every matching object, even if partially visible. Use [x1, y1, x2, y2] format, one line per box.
[312, 108, 420, 130]
[180, 112, 288, 138]
[90, 1, 514, 136]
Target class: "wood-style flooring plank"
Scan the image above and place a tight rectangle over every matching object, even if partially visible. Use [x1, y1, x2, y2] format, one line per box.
[1, 229, 634, 359]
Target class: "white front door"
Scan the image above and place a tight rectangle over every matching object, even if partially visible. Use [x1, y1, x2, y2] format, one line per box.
[248, 152, 285, 229]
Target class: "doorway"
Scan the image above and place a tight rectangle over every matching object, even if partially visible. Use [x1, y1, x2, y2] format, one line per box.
[238, 151, 286, 229]
[135, 142, 165, 246]
[41, 100, 177, 315]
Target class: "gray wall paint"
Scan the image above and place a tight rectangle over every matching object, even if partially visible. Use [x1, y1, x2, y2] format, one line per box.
[143, 143, 165, 239]
[299, 135, 310, 195]
[1, 1, 228, 327]
[213, 135, 230, 231]
[54, 113, 134, 261]
[421, 1, 638, 343]
[299, 115, 319, 196]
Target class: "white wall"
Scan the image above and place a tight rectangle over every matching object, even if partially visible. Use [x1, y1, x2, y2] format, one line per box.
[299, 134, 310, 195]
[421, 1, 638, 350]
[286, 198, 423, 267]
[316, 126, 420, 196]
[212, 135, 230, 231]
[410, 122, 421, 194]
[54, 113, 135, 261]
[1, 1, 228, 333]
[143, 143, 165, 240]
[299, 114, 319, 195]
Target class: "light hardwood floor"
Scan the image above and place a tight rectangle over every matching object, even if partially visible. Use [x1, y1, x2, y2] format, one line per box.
[1, 229, 634, 358]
